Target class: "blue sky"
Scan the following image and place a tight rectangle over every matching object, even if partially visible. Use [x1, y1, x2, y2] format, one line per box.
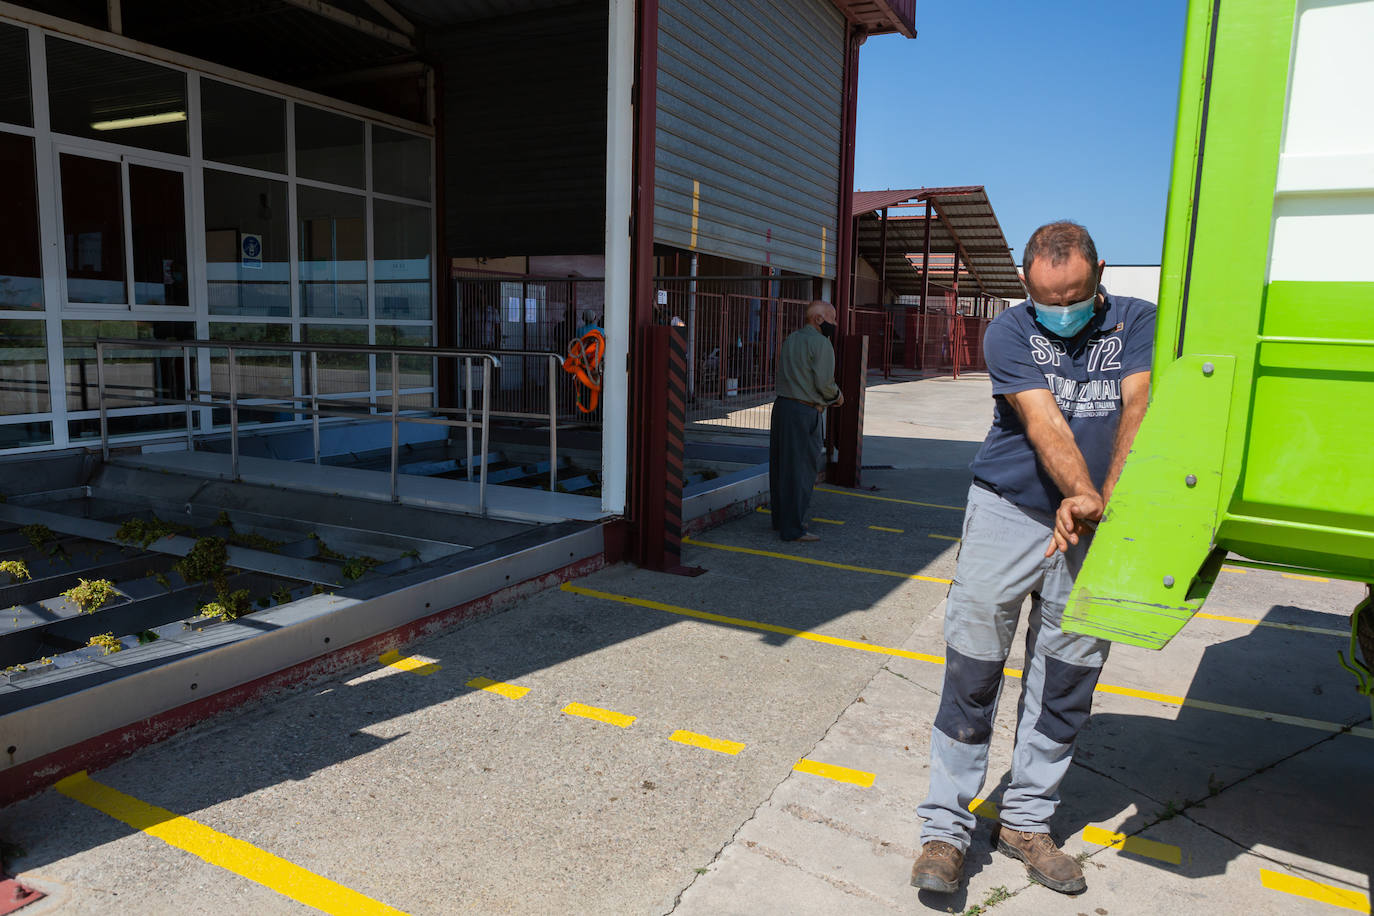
[855, 2, 1189, 266]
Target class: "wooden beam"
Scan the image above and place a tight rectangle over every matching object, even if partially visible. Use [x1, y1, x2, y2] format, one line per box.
[279, 0, 415, 51]
[359, 0, 416, 37]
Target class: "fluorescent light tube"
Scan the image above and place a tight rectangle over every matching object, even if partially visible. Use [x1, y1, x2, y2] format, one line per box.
[91, 111, 187, 131]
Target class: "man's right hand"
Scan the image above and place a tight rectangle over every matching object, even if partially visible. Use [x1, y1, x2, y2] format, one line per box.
[1045, 492, 1104, 557]
[832, 391, 845, 408]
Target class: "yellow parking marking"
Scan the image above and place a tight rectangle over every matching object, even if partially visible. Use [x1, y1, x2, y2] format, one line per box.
[868, 525, 904, 533]
[563, 702, 636, 728]
[793, 759, 874, 787]
[755, 508, 845, 526]
[929, 534, 961, 542]
[378, 650, 440, 676]
[969, 797, 999, 820]
[1282, 572, 1331, 583]
[815, 486, 964, 512]
[669, 729, 746, 755]
[682, 537, 953, 585]
[561, 585, 1374, 740]
[1082, 825, 1182, 865]
[1260, 869, 1370, 913]
[56, 771, 409, 915]
[1195, 612, 1347, 637]
[560, 584, 946, 664]
[1221, 566, 1249, 574]
[466, 676, 530, 699]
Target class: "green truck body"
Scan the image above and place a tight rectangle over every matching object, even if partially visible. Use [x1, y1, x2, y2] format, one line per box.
[1063, 0, 1374, 709]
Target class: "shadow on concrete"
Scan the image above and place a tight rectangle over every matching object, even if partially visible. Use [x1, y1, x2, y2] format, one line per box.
[0, 462, 974, 877]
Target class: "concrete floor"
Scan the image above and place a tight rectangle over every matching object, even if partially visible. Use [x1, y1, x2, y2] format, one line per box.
[2, 374, 1370, 916]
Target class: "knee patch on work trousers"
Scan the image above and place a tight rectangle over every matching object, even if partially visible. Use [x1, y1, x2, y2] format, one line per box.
[1034, 656, 1103, 744]
[934, 647, 1005, 745]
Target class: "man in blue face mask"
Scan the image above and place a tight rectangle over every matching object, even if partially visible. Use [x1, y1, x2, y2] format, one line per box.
[911, 222, 1155, 898]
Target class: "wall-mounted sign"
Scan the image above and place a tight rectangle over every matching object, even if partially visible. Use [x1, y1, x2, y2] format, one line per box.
[241, 233, 263, 270]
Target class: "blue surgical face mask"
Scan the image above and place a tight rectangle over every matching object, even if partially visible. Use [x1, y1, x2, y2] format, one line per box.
[1031, 291, 1097, 338]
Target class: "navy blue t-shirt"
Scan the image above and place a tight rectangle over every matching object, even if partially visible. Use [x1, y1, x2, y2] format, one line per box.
[969, 288, 1156, 516]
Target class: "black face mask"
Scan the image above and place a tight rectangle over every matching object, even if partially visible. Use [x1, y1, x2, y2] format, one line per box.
[820, 321, 836, 339]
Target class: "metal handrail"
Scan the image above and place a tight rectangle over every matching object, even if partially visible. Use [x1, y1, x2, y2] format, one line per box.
[91, 338, 565, 515]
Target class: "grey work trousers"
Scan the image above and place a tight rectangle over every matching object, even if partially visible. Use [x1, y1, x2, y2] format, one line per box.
[918, 483, 1110, 851]
[768, 396, 823, 541]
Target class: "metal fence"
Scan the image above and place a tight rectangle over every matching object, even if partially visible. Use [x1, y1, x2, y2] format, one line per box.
[897, 309, 991, 376]
[92, 338, 562, 514]
[852, 308, 894, 378]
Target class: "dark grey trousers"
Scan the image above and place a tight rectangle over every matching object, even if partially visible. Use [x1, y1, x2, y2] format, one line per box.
[768, 397, 823, 540]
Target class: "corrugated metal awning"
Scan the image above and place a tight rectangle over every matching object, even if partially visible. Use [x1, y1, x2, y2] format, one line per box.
[852, 186, 1025, 299]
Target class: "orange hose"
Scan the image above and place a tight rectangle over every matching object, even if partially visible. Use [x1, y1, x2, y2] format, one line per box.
[562, 329, 605, 413]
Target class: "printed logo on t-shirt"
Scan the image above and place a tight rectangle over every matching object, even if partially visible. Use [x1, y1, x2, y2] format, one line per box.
[1029, 334, 1124, 419]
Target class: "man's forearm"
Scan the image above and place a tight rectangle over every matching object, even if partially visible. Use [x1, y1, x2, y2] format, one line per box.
[1026, 421, 1098, 502]
[1102, 397, 1148, 503]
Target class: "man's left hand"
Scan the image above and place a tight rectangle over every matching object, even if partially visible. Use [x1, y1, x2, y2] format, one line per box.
[1045, 492, 1103, 557]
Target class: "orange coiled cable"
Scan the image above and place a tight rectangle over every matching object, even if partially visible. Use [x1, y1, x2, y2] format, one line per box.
[562, 329, 605, 413]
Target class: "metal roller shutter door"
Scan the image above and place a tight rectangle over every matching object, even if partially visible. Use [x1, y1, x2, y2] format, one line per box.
[656, 0, 844, 277]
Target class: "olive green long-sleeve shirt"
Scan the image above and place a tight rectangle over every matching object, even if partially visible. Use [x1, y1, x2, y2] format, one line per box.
[775, 324, 840, 405]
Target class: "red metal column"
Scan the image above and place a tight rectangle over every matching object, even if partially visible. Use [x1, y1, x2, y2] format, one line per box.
[951, 251, 961, 380]
[827, 26, 865, 487]
[833, 27, 862, 332]
[919, 204, 932, 313]
[877, 205, 888, 306]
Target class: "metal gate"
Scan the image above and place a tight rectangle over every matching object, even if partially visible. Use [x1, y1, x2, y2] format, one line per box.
[654, 0, 844, 277]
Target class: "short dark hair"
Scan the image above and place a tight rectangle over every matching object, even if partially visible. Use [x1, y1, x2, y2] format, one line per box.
[1022, 221, 1098, 278]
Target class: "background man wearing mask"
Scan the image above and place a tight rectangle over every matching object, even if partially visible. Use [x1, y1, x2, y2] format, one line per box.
[910, 222, 1154, 896]
[769, 300, 844, 542]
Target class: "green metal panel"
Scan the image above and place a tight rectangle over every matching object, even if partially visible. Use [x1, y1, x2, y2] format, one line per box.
[1065, 0, 1374, 649]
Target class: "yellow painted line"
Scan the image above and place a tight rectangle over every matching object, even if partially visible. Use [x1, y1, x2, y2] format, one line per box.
[1082, 825, 1182, 865]
[820, 225, 827, 276]
[669, 729, 745, 755]
[377, 650, 439, 676]
[1283, 572, 1331, 583]
[1221, 566, 1249, 574]
[56, 772, 409, 915]
[793, 759, 874, 788]
[690, 179, 700, 249]
[1260, 869, 1370, 913]
[755, 508, 844, 526]
[466, 676, 530, 699]
[868, 525, 904, 533]
[969, 797, 999, 820]
[1195, 612, 1347, 637]
[815, 486, 964, 512]
[681, 537, 953, 585]
[563, 702, 636, 728]
[560, 584, 946, 664]
[561, 585, 1374, 740]
[928, 534, 961, 542]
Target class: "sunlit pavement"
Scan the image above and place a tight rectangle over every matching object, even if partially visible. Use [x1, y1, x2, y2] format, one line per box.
[2, 375, 1369, 915]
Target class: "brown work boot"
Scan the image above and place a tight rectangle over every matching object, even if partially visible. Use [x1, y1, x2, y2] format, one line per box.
[910, 840, 964, 893]
[997, 827, 1086, 894]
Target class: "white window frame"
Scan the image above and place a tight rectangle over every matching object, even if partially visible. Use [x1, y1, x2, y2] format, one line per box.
[0, 14, 437, 454]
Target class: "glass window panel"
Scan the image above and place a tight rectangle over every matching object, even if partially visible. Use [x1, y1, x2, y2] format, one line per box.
[301, 324, 369, 401]
[372, 126, 430, 200]
[205, 170, 290, 317]
[295, 105, 364, 188]
[201, 79, 286, 173]
[373, 199, 431, 321]
[0, 133, 43, 309]
[129, 164, 188, 306]
[60, 153, 126, 304]
[298, 186, 367, 319]
[46, 36, 187, 156]
[0, 421, 51, 450]
[61, 320, 194, 419]
[0, 319, 49, 417]
[0, 23, 33, 128]
[208, 323, 294, 426]
[376, 325, 434, 409]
